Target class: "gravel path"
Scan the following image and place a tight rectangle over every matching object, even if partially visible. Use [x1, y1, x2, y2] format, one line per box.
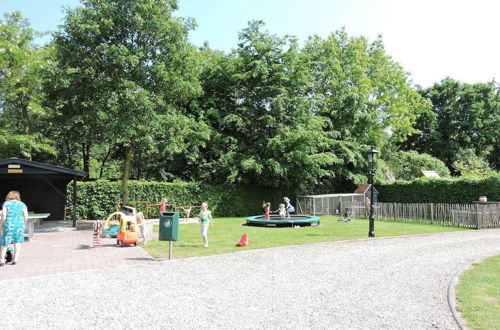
[1, 229, 499, 329]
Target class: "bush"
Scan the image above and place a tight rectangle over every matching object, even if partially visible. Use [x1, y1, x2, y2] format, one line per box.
[67, 180, 291, 219]
[387, 151, 450, 180]
[378, 174, 500, 203]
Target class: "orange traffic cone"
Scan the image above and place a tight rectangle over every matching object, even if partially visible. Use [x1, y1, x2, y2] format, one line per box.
[236, 234, 249, 247]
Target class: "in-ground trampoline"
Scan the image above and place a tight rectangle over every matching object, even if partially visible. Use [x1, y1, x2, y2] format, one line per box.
[246, 214, 320, 227]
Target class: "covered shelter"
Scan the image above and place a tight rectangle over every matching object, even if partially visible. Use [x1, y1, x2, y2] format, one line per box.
[0, 158, 87, 226]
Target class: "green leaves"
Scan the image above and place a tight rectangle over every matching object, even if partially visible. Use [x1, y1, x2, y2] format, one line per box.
[46, 0, 204, 187]
[401, 78, 500, 172]
[386, 150, 450, 181]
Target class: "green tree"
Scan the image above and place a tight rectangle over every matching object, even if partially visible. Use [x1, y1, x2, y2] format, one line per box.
[188, 21, 336, 190]
[302, 30, 430, 187]
[386, 150, 450, 181]
[401, 78, 500, 171]
[48, 0, 203, 202]
[0, 11, 55, 159]
[452, 148, 491, 177]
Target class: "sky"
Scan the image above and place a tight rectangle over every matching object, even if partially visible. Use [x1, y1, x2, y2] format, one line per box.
[1, 0, 498, 87]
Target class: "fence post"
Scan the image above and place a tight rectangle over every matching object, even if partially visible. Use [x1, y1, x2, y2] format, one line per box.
[430, 203, 434, 224]
[476, 203, 481, 229]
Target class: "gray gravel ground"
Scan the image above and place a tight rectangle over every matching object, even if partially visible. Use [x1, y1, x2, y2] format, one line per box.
[1, 229, 499, 330]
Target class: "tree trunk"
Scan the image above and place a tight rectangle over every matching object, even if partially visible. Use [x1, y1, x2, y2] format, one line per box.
[99, 145, 113, 179]
[65, 137, 73, 168]
[82, 143, 90, 175]
[121, 145, 133, 205]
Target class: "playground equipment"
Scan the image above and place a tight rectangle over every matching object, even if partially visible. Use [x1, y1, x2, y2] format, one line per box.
[175, 205, 202, 221]
[146, 200, 176, 218]
[338, 207, 352, 222]
[92, 220, 103, 248]
[103, 211, 138, 247]
[246, 214, 320, 227]
[117, 200, 203, 221]
[100, 225, 119, 238]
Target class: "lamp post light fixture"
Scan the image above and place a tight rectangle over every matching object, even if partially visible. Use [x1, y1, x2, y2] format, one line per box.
[367, 146, 379, 237]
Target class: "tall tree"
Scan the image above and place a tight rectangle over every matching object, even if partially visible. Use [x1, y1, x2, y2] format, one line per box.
[303, 30, 430, 186]
[0, 12, 54, 159]
[48, 0, 202, 202]
[188, 21, 336, 190]
[400, 78, 500, 171]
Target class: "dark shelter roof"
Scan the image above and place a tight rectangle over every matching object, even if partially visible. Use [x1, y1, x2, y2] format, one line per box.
[0, 158, 87, 177]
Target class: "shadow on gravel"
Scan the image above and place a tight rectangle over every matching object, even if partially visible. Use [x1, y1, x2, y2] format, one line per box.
[125, 257, 156, 261]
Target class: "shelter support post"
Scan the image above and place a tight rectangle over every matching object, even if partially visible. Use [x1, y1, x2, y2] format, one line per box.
[72, 178, 77, 227]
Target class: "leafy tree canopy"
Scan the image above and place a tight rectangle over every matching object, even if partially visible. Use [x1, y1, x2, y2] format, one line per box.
[0, 11, 54, 159]
[400, 78, 500, 171]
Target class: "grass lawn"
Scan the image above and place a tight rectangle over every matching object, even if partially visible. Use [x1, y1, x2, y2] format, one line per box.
[141, 216, 469, 259]
[456, 255, 500, 330]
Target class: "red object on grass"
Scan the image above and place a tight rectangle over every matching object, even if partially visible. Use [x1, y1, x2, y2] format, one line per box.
[236, 234, 249, 247]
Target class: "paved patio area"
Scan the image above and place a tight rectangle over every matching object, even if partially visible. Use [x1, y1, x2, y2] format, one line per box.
[0, 221, 155, 281]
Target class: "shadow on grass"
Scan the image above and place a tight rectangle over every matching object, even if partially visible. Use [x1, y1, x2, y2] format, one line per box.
[304, 234, 335, 237]
[174, 243, 200, 248]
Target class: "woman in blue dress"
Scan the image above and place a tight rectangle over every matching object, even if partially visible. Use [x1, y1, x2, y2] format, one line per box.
[0, 191, 28, 266]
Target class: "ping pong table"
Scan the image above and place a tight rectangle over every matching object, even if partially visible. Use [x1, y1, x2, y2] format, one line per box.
[25, 213, 51, 241]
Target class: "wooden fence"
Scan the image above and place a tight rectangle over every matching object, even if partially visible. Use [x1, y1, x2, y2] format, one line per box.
[375, 202, 500, 229]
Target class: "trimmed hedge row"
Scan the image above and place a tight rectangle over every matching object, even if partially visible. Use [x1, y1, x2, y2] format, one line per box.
[67, 180, 291, 220]
[378, 174, 500, 203]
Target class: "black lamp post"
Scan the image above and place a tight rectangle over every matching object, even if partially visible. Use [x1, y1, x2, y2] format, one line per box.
[367, 146, 379, 237]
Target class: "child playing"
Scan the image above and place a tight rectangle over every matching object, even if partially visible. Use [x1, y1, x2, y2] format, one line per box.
[199, 202, 213, 248]
[136, 211, 148, 243]
[284, 197, 295, 219]
[262, 202, 271, 220]
[278, 203, 287, 219]
[156, 198, 167, 213]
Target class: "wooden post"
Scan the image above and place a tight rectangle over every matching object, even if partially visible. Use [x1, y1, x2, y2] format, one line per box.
[72, 177, 77, 227]
[475, 203, 480, 230]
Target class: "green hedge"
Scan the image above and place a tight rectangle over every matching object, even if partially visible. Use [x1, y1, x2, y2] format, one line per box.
[67, 180, 291, 220]
[378, 174, 500, 203]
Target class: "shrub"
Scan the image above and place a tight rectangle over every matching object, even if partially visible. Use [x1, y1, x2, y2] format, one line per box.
[386, 151, 450, 180]
[67, 180, 291, 219]
[378, 174, 500, 203]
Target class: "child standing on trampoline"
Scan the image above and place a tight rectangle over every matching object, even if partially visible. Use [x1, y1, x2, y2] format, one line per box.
[262, 202, 271, 220]
[284, 197, 295, 219]
[199, 202, 213, 248]
[278, 203, 287, 219]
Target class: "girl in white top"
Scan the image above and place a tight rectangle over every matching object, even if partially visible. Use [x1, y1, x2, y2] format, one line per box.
[136, 211, 147, 243]
[199, 202, 213, 248]
[278, 203, 287, 219]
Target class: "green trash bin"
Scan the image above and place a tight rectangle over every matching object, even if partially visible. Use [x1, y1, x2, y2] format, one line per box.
[159, 212, 179, 241]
